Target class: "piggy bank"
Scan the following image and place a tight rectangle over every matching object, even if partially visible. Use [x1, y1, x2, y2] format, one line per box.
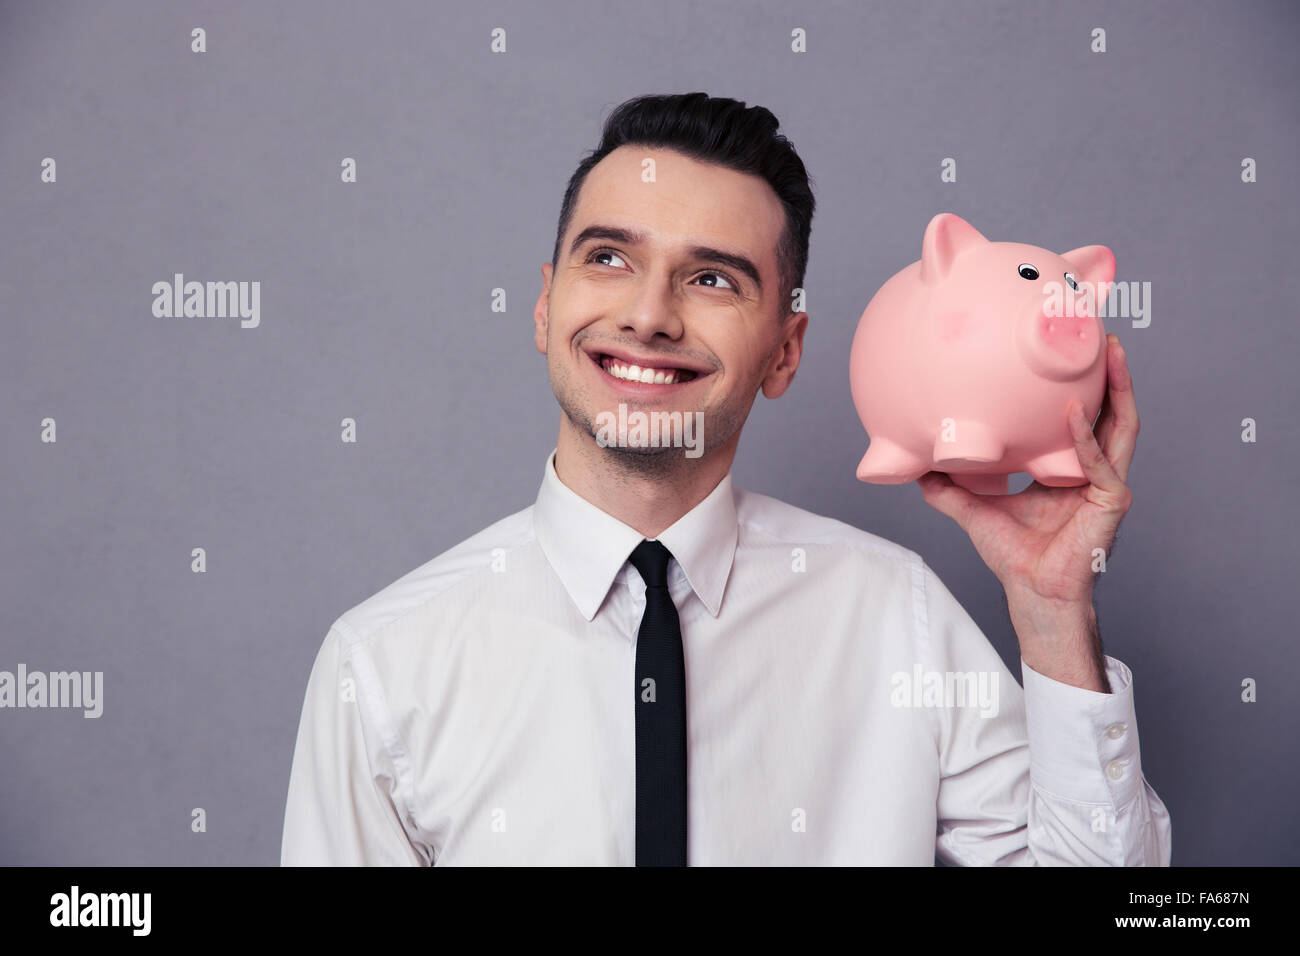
[850, 213, 1114, 495]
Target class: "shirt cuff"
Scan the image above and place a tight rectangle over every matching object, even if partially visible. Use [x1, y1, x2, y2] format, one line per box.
[1020, 655, 1145, 807]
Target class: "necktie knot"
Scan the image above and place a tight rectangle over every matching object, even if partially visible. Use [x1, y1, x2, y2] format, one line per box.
[629, 539, 673, 589]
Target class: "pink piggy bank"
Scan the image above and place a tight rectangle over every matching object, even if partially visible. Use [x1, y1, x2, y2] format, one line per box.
[850, 213, 1114, 495]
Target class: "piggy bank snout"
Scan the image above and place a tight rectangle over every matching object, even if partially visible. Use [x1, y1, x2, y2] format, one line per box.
[1014, 279, 1104, 382]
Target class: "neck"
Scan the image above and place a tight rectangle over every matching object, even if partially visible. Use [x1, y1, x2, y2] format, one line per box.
[553, 417, 738, 539]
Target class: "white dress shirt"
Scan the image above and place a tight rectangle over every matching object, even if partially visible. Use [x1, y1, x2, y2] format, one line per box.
[281, 448, 1172, 865]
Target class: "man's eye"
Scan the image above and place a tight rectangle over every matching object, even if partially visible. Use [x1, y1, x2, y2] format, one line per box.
[587, 249, 628, 269]
[696, 271, 735, 291]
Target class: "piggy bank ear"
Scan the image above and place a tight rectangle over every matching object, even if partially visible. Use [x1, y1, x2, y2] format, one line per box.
[1061, 244, 1116, 291]
[920, 213, 988, 284]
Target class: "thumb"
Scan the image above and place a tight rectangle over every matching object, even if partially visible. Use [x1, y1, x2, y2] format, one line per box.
[917, 471, 979, 531]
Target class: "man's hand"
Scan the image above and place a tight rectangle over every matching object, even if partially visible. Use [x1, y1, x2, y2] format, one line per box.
[916, 334, 1139, 692]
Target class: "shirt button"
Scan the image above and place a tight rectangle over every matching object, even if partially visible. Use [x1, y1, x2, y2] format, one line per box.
[1105, 759, 1125, 781]
[1105, 722, 1127, 740]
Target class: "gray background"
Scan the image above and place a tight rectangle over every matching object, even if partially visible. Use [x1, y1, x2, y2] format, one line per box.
[2, 0, 1297, 866]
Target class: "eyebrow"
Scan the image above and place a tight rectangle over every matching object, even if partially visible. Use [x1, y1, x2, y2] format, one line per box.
[568, 223, 764, 293]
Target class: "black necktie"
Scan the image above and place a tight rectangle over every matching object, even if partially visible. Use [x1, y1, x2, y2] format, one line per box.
[628, 539, 687, 866]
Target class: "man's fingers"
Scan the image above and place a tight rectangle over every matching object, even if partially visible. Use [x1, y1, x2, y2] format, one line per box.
[917, 471, 978, 532]
[1092, 335, 1140, 483]
[1069, 399, 1129, 505]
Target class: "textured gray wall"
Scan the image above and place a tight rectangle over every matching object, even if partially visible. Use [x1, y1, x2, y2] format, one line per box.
[1, 0, 1296, 865]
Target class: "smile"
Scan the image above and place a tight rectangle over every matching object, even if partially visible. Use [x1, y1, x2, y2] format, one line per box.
[594, 353, 700, 386]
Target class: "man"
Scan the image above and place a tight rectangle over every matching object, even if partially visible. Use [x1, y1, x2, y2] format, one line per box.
[281, 92, 1171, 866]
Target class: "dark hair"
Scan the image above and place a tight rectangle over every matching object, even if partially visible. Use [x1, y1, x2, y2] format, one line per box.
[551, 92, 816, 313]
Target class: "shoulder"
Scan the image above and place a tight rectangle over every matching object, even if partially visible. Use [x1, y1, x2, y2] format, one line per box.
[733, 484, 926, 574]
[328, 504, 536, 652]
[731, 485, 947, 661]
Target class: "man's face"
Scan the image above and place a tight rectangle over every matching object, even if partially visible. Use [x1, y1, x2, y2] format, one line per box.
[534, 145, 806, 465]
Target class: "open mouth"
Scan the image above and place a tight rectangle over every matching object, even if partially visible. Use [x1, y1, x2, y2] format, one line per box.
[593, 352, 701, 386]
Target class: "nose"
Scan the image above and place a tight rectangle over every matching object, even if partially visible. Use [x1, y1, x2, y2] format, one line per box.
[618, 278, 686, 342]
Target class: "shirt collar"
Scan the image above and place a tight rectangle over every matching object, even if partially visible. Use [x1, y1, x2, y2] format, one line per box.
[532, 447, 738, 622]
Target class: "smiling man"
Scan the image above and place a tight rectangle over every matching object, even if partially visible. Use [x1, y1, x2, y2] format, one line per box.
[281, 92, 1171, 866]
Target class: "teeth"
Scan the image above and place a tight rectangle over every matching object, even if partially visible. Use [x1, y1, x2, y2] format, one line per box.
[599, 355, 688, 385]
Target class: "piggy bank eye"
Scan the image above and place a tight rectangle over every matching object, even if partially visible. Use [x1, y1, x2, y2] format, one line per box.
[1064, 272, 1080, 292]
[1017, 263, 1039, 280]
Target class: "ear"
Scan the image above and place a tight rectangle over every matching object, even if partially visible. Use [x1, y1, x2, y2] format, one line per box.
[919, 213, 988, 284]
[760, 310, 808, 400]
[533, 262, 552, 355]
[1060, 244, 1116, 291]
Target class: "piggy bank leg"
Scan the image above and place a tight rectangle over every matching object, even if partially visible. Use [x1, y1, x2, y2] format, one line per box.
[949, 472, 1010, 495]
[1023, 448, 1087, 487]
[857, 438, 930, 483]
[932, 420, 1005, 468]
